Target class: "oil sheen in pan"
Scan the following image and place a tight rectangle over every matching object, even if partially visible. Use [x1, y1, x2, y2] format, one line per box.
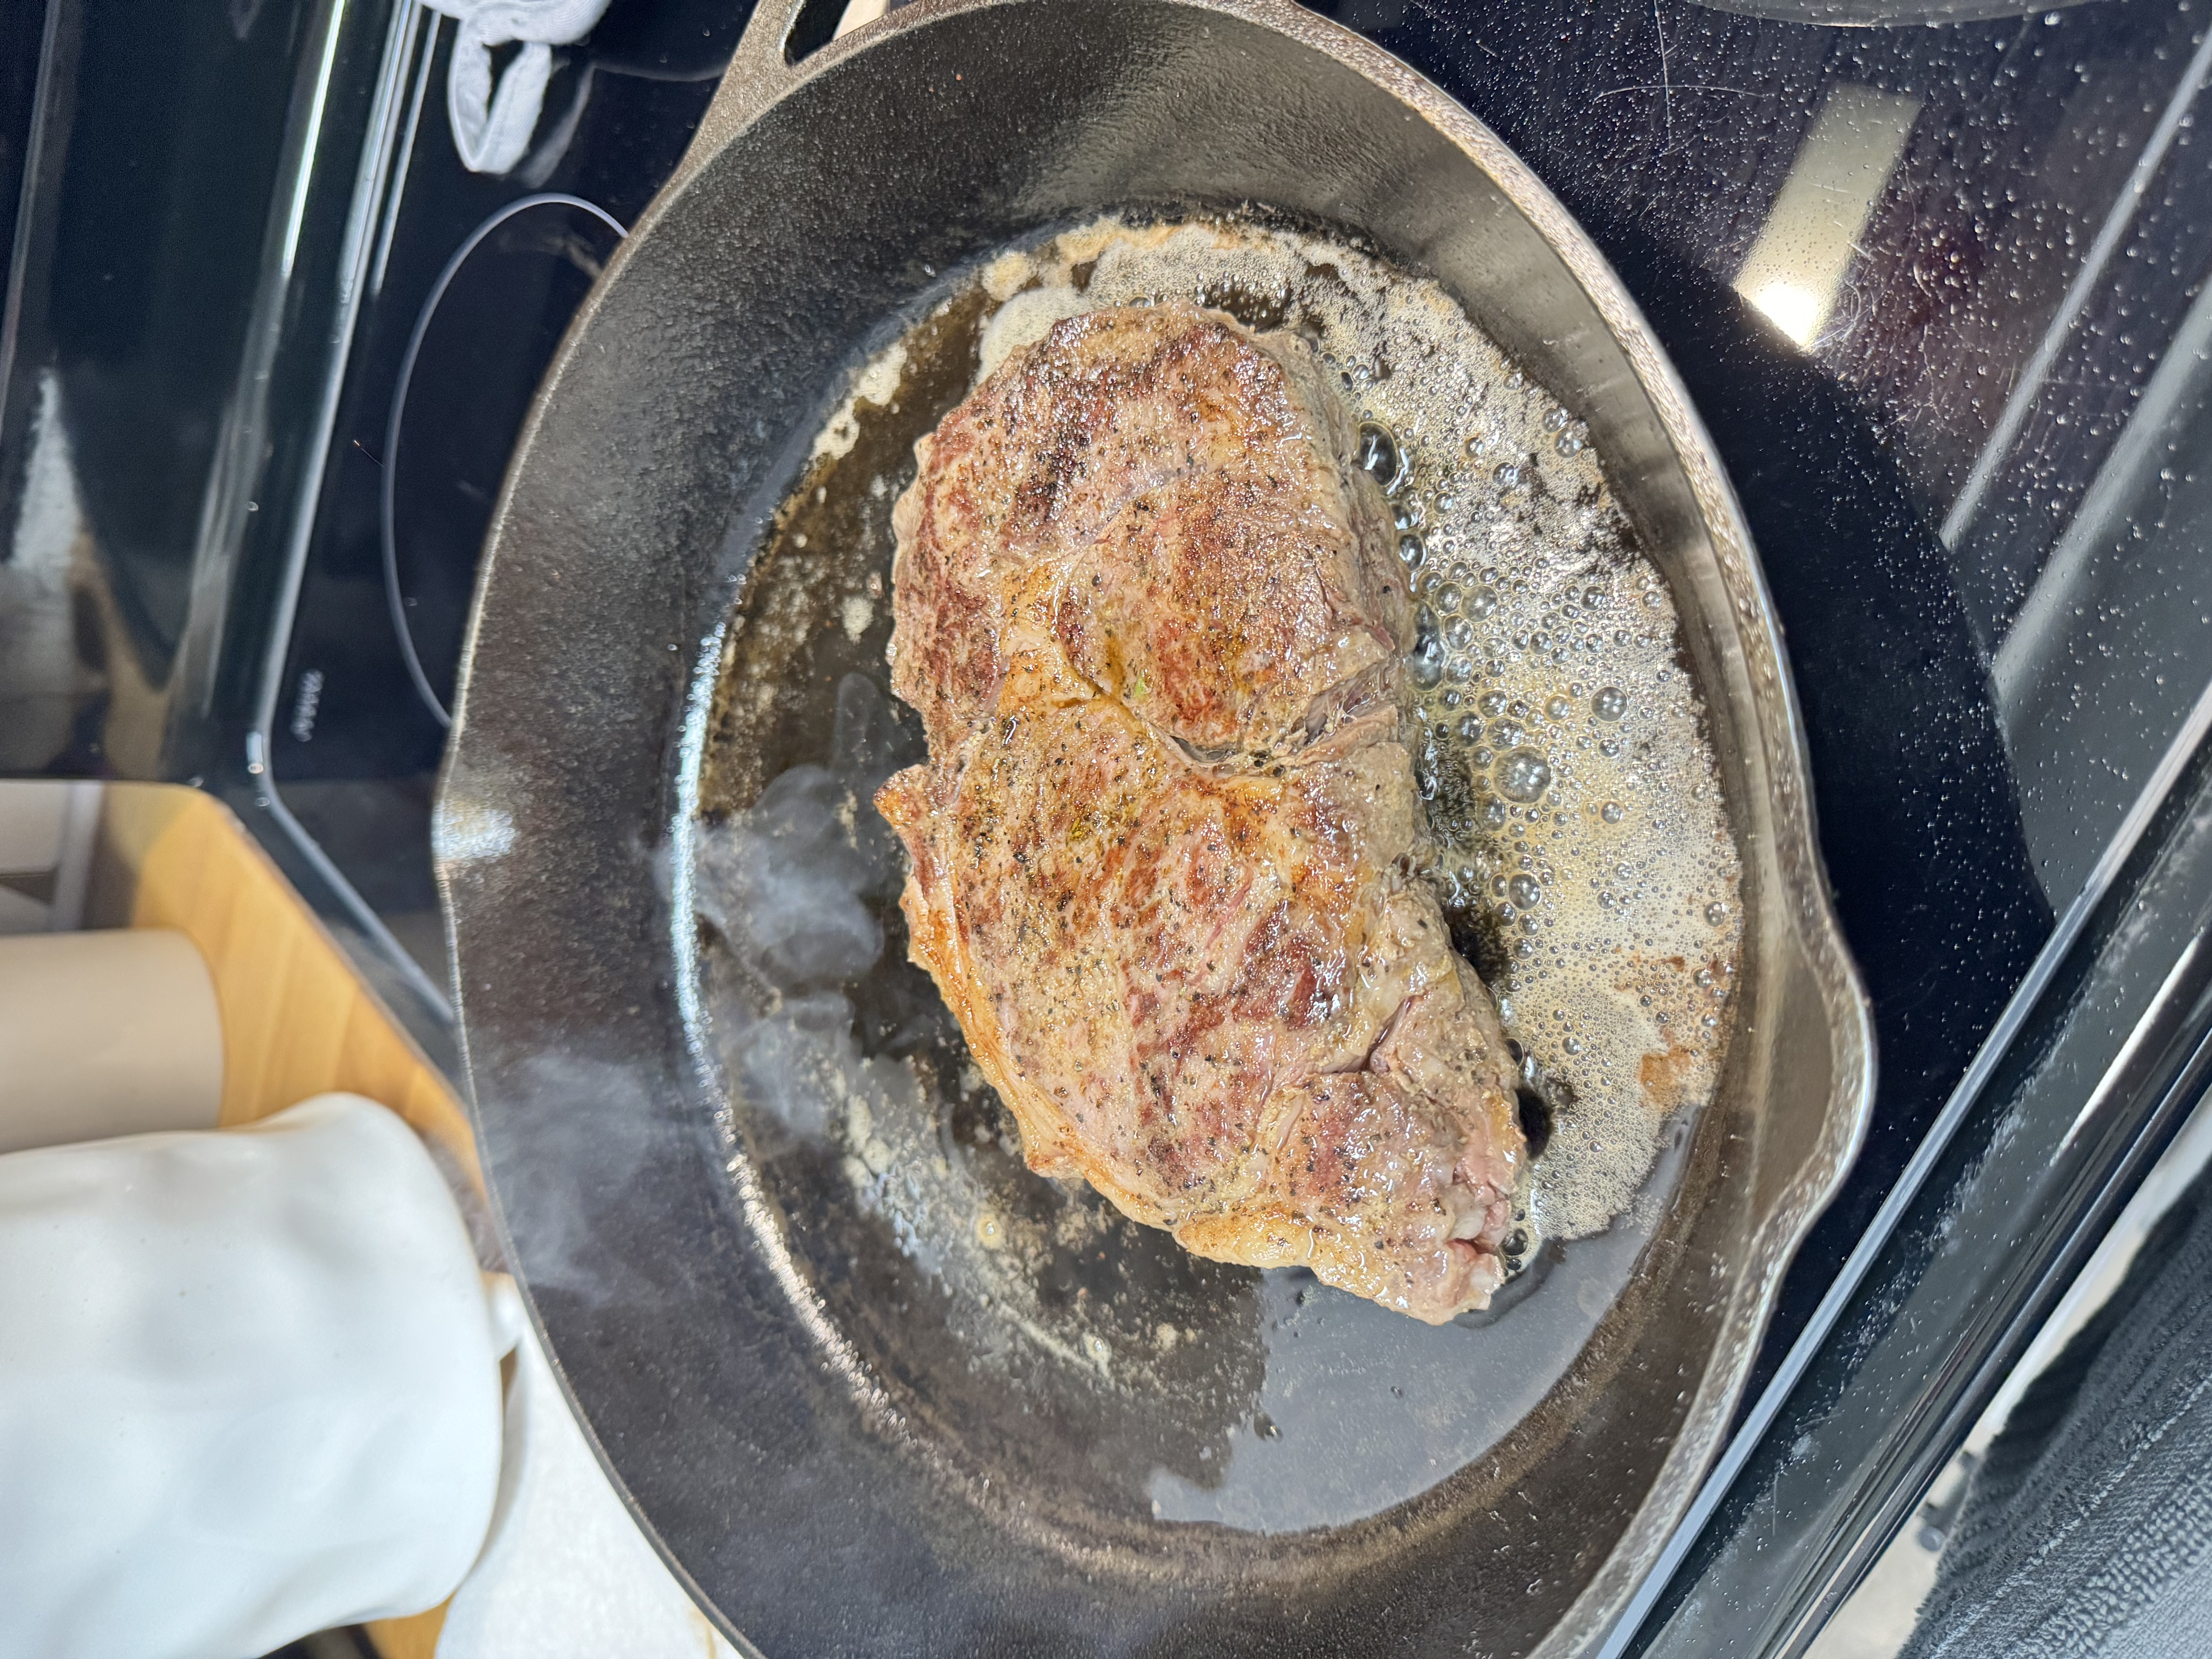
[689, 215, 1742, 1536]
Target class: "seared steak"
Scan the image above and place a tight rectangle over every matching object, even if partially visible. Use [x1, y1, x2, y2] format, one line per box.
[875, 303, 1523, 1322]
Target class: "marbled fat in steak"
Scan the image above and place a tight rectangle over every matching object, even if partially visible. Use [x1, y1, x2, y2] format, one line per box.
[874, 302, 1523, 1322]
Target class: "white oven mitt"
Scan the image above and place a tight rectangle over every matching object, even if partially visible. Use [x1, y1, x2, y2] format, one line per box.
[0, 1094, 514, 1659]
[423, 0, 613, 174]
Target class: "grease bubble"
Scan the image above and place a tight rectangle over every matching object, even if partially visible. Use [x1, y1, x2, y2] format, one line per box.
[1496, 749, 1553, 803]
[1358, 422, 1408, 493]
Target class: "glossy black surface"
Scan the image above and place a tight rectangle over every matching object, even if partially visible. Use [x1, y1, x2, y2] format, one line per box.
[0, 0, 52, 471]
[7, 0, 2212, 1649]
[0, 0, 331, 774]
[1635, 716, 2212, 1657]
[263, 3, 735, 980]
[270, 14, 726, 770]
[1315, 0, 2212, 644]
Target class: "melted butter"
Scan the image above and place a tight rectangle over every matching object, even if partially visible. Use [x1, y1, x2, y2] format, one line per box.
[735, 215, 1742, 1320]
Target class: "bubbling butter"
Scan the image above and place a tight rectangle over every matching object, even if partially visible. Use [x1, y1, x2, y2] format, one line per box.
[962, 217, 1743, 1250]
[783, 214, 1743, 1275]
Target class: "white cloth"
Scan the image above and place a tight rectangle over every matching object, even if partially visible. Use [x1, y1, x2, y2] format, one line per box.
[435, 1307, 741, 1659]
[0, 1095, 512, 1659]
[423, 0, 612, 175]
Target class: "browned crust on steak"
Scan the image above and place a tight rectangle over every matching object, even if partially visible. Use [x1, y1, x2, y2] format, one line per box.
[876, 303, 1522, 1322]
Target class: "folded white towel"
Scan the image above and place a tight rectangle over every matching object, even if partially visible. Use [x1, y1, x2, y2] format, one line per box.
[424, 0, 613, 174]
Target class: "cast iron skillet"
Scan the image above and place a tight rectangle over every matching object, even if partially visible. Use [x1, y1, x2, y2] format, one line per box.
[436, 2, 1875, 1653]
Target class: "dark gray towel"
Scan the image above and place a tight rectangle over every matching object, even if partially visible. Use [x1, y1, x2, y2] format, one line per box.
[1901, 1163, 2212, 1658]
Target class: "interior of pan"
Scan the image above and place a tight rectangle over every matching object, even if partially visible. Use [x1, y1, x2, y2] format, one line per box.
[439, 2, 1866, 1654]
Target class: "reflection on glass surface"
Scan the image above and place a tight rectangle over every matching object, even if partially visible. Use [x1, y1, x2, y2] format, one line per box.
[264, 4, 735, 981]
[1995, 275, 2212, 903]
[1324, 0, 2212, 891]
[0, 0, 326, 776]
[1734, 84, 1921, 349]
[0, 374, 90, 773]
[1313, 0, 2212, 1498]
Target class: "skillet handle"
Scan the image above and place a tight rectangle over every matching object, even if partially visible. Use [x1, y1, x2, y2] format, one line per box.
[667, 0, 835, 193]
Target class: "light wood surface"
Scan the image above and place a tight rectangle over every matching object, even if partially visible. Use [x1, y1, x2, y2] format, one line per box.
[88, 785, 477, 1173]
[86, 783, 471, 1657]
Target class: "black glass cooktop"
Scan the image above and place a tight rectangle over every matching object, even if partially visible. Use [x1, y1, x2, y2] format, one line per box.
[179, 0, 2212, 1643]
[0, 0, 2207, 1648]
[264, 0, 745, 989]
[263, 0, 2210, 1355]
